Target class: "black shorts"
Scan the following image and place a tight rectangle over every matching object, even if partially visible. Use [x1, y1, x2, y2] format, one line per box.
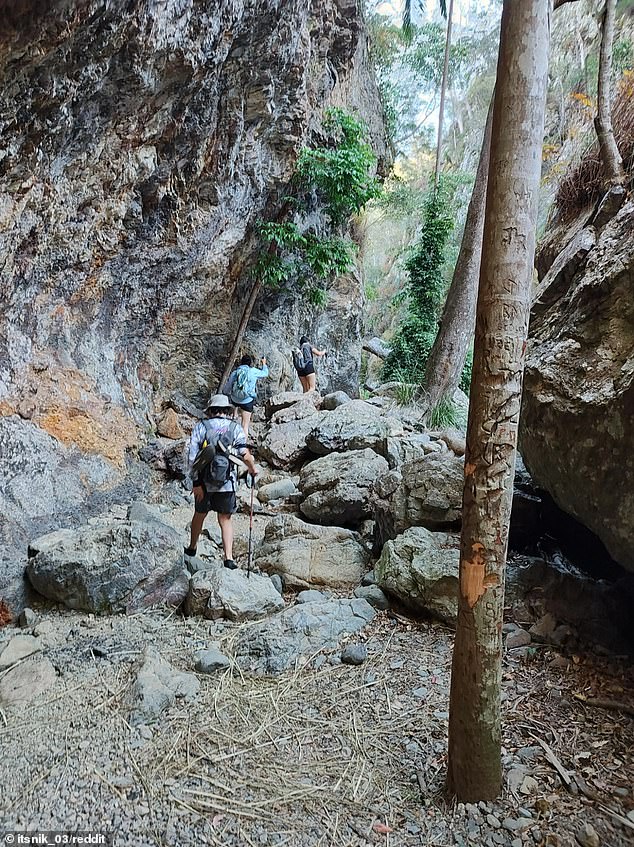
[297, 364, 315, 377]
[194, 489, 237, 515]
[234, 399, 255, 413]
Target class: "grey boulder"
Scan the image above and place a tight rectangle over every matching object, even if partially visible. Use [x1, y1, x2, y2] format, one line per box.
[130, 647, 200, 724]
[234, 598, 375, 675]
[184, 564, 285, 621]
[306, 400, 403, 457]
[374, 452, 464, 548]
[321, 391, 352, 411]
[259, 413, 326, 469]
[255, 514, 369, 589]
[298, 448, 389, 527]
[375, 527, 460, 624]
[194, 646, 231, 674]
[0, 657, 57, 706]
[353, 584, 390, 610]
[26, 514, 189, 614]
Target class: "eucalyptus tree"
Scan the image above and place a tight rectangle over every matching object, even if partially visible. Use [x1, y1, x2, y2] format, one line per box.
[447, 0, 552, 801]
[595, 0, 626, 186]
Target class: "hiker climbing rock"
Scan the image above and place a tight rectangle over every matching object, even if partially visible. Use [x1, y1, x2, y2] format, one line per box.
[224, 354, 269, 438]
[293, 335, 326, 393]
[185, 394, 257, 569]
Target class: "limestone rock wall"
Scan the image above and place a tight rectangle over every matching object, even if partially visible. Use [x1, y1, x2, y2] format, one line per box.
[520, 200, 634, 573]
[0, 0, 387, 603]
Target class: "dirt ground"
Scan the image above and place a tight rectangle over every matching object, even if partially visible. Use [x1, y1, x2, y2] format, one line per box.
[1, 602, 632, 847]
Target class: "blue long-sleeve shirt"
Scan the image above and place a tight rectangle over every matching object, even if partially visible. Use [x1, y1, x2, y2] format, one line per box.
[224, 363, 269, 403]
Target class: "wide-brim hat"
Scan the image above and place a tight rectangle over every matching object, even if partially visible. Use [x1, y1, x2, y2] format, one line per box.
[205, 394, 232, 411]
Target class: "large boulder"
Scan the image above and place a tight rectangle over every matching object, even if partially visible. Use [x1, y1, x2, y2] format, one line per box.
[298, 449, 389, 527]
[233, 598, 375, 675]
[373, 452, 464, 548]
[258, 413, 326, 470]
[521, 200, 634, 572]
[265, 391, 321, 419]
[375, 527, 460, 624]
[269, 396, 321, 425]
[26, 514, 189, 613]
[184, 564, 285, 621]
[255, 514, 369, 589]
[306, 400, 403, 457]
[384, 432, 444, 468]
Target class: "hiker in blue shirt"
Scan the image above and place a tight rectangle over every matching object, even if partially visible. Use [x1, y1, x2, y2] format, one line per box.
[224, 354, 269, 439]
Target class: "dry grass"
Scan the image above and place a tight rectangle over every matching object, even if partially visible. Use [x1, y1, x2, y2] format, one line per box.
[555, 72, 634, 221]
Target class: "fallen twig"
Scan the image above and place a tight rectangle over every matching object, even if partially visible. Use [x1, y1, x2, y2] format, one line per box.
[573, 694, 634, 717]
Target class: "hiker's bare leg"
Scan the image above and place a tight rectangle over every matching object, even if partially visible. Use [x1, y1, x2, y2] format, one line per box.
[299, 375, 309, 392]
[189, 511, 207, 550]
[218, 512, 234, 560]
[306, 373, 317, 392]
[240, 410, 252, 439]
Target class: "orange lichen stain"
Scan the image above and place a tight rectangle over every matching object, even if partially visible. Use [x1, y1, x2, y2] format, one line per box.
[37, 406, 138, 468]
[0, 401, 16, 417]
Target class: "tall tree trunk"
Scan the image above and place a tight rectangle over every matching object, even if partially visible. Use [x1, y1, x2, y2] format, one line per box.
[217, 279, 262, 391]
[421, 95, 494, 418]
[447, 0, 552, 803]
[594, 0, 625, 187]
[434, 0, 455, 186]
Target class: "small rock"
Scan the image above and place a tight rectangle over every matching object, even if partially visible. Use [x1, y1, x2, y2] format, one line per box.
[270, 574, 284, 596]
[0, 657, 57, 705]
[508, 768, 527, 794]
[529, 612, 557, 642]
[503, 818, 529, 833]
[511, 840, 522, 847]
[506, 629, 531, 649]
[487, 815, 501, 829]
[257, 478, 299, 504]
[138, 724, 153, 740]
[296, 590, 327, 604]
[627, 810, 634, 824]
[520, 776, 538, 795]
[341, 643, 367, 666]
[361, 570, 376, 586]
[157, 408, 185, 439]
[353, 585, 390, 610]
[194, 647, 231, 674]
[412, 687, 429, 699]
[0, 634, 41, 668]
[18, 608, 39, 628]
[575, 823, 599, 847]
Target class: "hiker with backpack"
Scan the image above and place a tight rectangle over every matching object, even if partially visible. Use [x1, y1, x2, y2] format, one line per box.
[293, 335, 326, 393]
[224, 354, 269, 438]
[184, 394, 258, 569]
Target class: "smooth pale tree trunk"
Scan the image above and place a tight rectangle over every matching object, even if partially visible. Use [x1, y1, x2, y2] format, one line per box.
[594, 0, 625, 186]
[421, 96, 494, 417]
[434, 0, 455, 186]
[447, 0, 552, 802]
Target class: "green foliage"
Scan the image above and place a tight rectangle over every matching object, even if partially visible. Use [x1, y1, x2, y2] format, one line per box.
[296, 108, 382, 225]
[459, 348, 473, 394]
[613, 38, 633, 76]
[383, 185, 453, 382]
[254, 109, 378, 306]
[429, 398, 460, 429]
[255, 222, 354, 293]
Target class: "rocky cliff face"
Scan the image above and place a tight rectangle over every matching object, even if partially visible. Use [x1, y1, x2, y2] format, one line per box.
[520, 198, 634, 573]
[0, 0, 387, 605]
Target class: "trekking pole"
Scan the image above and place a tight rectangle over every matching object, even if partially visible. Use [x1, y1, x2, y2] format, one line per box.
[247, 475, 255, 579]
